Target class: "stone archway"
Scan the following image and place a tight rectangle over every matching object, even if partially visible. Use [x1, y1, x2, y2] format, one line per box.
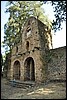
[24, 57, 35, 81]
[13, 60, 20, 80]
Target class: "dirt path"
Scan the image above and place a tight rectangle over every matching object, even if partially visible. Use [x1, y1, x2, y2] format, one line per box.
[1, 78, 66, 99]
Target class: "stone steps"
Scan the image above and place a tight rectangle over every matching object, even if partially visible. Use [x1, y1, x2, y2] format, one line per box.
[9, 80, 35, 88]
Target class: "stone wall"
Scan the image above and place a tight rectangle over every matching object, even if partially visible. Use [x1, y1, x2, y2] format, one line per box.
[9, 17, 66, 83]
[47, 46, 66, 81]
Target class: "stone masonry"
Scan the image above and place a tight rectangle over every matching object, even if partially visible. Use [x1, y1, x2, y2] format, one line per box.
[47, 46, 66, 81]
[8, 16, 66, 83]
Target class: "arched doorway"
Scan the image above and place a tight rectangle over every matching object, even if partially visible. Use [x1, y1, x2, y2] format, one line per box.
[13, 60, 20, 80]
[24, 57, 35, 81]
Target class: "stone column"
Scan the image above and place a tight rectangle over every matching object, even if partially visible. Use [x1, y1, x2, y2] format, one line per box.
[10, 67, 13, 80]
[20, 65, 24, 81]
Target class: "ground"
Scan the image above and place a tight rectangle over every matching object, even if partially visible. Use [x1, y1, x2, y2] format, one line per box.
[1, 77, 66, 99]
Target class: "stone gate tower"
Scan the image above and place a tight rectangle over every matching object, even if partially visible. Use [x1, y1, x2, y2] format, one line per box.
[10, 16, 53, 83]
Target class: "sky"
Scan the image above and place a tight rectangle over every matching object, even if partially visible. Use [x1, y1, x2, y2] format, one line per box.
[1, 1, 66, 55]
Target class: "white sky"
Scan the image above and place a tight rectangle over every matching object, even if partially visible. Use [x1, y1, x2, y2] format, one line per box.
[42, 3, 66, 49]
[1, 1, 66, 55]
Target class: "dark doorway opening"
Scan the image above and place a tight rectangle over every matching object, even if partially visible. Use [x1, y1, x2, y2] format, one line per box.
[24, 57, 35, 81]
[13, 60, 20, 80]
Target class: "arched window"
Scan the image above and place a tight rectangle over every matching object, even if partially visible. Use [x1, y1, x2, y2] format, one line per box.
[26, 41, 29, 51]
[26, 28, 31, 37]
[24, 57, 35, 81]
[13, 60, 20, 80]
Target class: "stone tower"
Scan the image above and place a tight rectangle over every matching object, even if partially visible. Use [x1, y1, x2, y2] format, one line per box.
[10, 16, 53, 83]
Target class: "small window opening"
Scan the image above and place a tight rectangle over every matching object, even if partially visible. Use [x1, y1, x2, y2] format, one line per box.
[32, 50, 34, 52]
[26, 41, 29, 50]
[16, 46, 18, 53]
[36, 31, 37, 34]
[26, 28, 31, 37]
[27, 28, 31, 32]
[59, 73, 60, 75]
[28, 21, 30, 25]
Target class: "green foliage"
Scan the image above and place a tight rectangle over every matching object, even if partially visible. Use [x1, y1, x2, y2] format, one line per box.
[1, 54, 3, 72]
[3, 52, 11, 71]
[3, 1, 52, 54]
[42, 1, 66, 32]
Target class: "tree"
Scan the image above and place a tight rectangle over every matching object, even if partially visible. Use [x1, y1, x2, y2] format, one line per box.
[42, 1, 66, 32]
[3, 53, 11, 72]
[1, 53, 3, 75]
[3, 1, 52, 53]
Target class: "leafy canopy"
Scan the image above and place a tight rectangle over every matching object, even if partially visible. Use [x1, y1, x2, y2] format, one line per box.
[42, 1, 66, 32]
[3, 1, 52, 53]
